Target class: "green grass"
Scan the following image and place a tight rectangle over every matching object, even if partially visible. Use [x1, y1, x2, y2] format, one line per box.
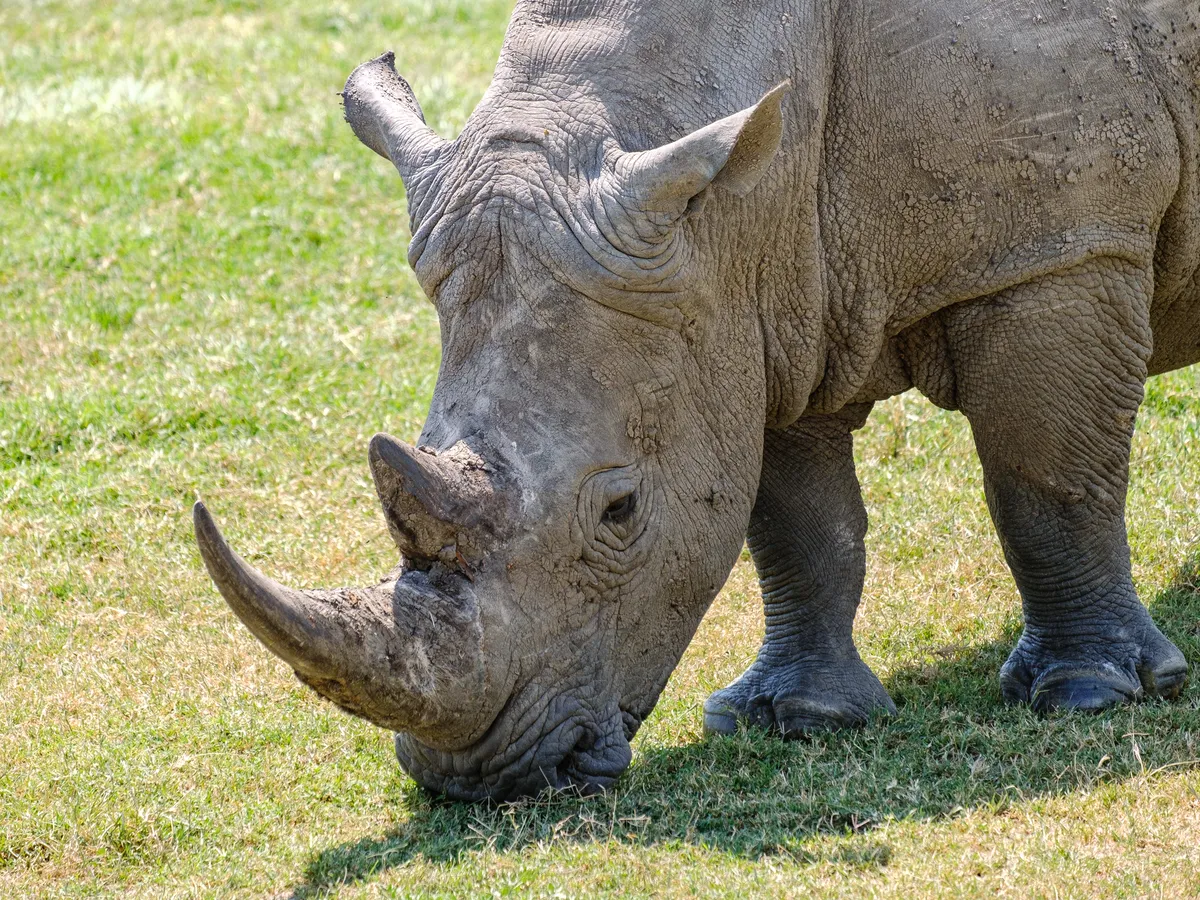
[2, 1, 1199, 896]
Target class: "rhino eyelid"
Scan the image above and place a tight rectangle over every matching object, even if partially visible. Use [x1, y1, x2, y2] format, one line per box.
[602, 491, 637, 524]
[489, 136, 544, 150]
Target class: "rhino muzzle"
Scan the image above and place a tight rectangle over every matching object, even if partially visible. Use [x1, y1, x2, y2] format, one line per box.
[194, 430, 640, 801]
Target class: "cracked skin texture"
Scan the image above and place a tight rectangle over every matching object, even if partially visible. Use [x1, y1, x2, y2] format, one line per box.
[203, 0, 1200, 801]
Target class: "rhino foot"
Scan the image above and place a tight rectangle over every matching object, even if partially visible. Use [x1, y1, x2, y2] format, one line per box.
[1000, 622, 1187, 713]
[703, 654, 896, 738]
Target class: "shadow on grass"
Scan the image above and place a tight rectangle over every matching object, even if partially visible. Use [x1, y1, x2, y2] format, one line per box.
[290, 557, 1200, 898]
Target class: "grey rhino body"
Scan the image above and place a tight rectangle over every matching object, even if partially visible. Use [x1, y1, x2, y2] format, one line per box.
[196, 0, 1200, 801]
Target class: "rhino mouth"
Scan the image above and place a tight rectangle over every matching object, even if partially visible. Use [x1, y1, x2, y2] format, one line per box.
[394, 685, 633, 802]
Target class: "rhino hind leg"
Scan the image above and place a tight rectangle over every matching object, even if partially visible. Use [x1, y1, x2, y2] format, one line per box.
[703, 404, 896, 739]
[946, 258, 1187, 712]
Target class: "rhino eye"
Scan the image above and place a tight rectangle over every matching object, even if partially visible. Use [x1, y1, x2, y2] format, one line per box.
[602, 491, 637, 524]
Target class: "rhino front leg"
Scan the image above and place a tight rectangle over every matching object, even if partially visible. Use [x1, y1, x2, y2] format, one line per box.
[948, 258, 1187, 712]
[703, 404, 896, 738]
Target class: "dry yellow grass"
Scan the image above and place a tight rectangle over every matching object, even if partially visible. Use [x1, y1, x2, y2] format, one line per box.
[2, 1, 1199, 897]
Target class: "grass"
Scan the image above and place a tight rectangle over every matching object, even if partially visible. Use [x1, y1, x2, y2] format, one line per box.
[2, 1, 1199, 896]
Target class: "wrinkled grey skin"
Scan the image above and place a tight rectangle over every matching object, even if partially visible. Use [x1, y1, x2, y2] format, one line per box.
[195, 0, 1200, 801]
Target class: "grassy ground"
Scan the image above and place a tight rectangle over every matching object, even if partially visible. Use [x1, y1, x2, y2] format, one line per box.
[2, 1, 1199, 897]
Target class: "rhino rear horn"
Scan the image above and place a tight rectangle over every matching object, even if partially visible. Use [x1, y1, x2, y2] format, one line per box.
[368, 433, 506, 566]
[193, 502, 501, 748]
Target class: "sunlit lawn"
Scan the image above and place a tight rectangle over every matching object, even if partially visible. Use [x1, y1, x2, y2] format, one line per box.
[2, 1, 1199, 897]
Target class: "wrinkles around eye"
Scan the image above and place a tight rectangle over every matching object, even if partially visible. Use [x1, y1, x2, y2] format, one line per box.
[580, 468, 652, 553]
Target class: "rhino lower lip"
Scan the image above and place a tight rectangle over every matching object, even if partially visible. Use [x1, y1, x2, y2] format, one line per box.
[396, 697, 633, 801]
[553, 732, 632, 791]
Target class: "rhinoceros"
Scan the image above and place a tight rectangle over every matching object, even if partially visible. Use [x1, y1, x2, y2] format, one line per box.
[194, 0, 1200, 800]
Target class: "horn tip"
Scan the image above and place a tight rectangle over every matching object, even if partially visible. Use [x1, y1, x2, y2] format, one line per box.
[193, 499, 215, 543]
[369, 432, 409, 472]
[193, 499, 229, 573]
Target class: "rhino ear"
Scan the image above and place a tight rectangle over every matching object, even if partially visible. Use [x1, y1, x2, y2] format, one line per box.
[612, 81, 791, 221]
[342, 53, 448, 213]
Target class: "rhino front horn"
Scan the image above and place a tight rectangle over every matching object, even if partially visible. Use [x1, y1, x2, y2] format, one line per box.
[193, 501, 503, 749]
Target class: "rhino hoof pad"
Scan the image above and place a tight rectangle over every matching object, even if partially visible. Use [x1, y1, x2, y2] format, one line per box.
[702, 657, 896, 739]
[1000, 630, 1188, 714]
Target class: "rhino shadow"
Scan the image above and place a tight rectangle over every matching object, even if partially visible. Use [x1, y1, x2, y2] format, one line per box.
[289, 555, 1200, 899]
